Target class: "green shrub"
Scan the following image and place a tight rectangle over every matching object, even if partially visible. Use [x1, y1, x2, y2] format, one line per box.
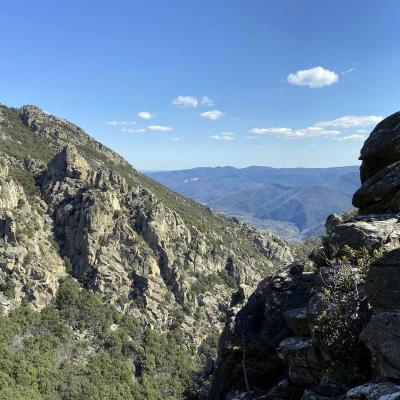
[313, 247, 383, 385]
[0, 277, 200, 399]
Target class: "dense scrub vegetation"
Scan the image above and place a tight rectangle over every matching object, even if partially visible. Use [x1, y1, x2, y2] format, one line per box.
[312, 245, 384, 386]
[0, 277, 200, 400]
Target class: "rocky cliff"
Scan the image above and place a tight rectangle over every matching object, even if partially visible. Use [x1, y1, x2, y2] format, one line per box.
[209, 111, 400, 400]
[0, 104, 292, 351]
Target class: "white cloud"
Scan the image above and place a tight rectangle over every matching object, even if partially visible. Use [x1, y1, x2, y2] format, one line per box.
[336, 134, 366, 141]
[147, 125, 173, 132]
[106, 120, 136, 126]
[200, 110, 224, 120]
[171, 137, 180, 142]
[211, 132, 235, 141]
[248, 113, 380, 140]
[287, 66, 338, 88]
[249, 126, 340, 138]
[137, 111, 153, 120]
[200, 96, 214, 106]
[250, 127, 293, 135]
[121, 127, 147, 133]
[315, 115, 383, 128]
[172, 95, 199, 108]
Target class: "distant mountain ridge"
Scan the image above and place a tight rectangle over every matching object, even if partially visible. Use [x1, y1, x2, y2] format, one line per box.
[146, 165, 360, 240]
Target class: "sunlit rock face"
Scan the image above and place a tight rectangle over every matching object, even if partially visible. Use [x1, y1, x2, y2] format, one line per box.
[0, 103, 292, 349]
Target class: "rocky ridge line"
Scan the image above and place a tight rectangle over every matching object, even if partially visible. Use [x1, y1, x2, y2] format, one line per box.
[0, 104, 293, 351]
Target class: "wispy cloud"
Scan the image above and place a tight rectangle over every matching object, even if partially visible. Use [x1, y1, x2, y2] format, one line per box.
[121, 127, 146, 133]
[171, 137, 180, 142]
[287, 66, 338, 88]
[172, 95, 199, 108]
[342, 67, 356, 75]
[137, 111, 153, 120]
[200, 96, 214, 106]
[172, 95, 215, 108]
[335, 134, 366, 141]
[106, 120, 136, 126]
[315, 115, 383, 128]
[200, 110, 224, 120]
[211, 132, 235, 141]
[121, 125, 173, 133]
[249, 126, 340, 138]
[147, 125, 173, 132]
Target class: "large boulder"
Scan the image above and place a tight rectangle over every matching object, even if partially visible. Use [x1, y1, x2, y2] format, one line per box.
[325, 213, 400, 251]
[353, 161, 400, 214]
[353, 112, 400, 214]
[277, 337, 322, 386]
[360, 311, 400, 379]
[359, 112, 400, 183]
[365, 248, 400, 310]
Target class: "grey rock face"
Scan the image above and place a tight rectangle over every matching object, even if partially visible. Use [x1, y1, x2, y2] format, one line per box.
[360, 311, 400, 380]
[359, 112, 400, 183]
[325, 213, 400, 251]
[0, 157, 66, 313]
[353, 162, 400, 214]
[209, 266, 314, 399]
[353, 112, 400, 213]
[0, 104, 293, 351]
[277, 337, 322, 386]
[365, 248, 400, 310]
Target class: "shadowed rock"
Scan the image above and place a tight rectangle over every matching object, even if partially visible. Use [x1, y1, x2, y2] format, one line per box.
[360, 112, 400, 183]
[353, 112, 400, 214]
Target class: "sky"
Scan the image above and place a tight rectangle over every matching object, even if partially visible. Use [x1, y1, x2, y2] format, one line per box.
[1, 0, 400, 170]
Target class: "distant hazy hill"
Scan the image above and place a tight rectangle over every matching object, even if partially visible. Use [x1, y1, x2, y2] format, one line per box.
[146, 166, 360, 240]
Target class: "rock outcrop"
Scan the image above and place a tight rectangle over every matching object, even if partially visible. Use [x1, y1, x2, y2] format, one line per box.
[353, 112, 400, 214]
[209, 264, 315, 398]
[0, 104, 292, 353]
[210, 112, 400, 400]
[0, 155, 66, 312]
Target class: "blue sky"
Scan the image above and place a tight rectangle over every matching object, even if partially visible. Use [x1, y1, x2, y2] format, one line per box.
[1, 1, 400, 170]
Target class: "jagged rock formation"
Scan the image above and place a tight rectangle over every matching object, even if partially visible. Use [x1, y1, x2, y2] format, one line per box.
[0, 103, 292, 351]
[210, 112, 400, 400]
[0, 156, 66, 312]
[209, 263, 314, 398]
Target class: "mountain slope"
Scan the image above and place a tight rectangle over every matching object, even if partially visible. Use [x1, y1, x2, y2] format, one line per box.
[146, 166, 360, 240]
[0, 104, 292, 397]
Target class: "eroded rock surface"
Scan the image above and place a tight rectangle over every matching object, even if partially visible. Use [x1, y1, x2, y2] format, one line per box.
[0, 104, 293, 351]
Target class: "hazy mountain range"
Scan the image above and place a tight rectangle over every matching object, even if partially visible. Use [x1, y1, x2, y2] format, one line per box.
[146, 165, 360, 240]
